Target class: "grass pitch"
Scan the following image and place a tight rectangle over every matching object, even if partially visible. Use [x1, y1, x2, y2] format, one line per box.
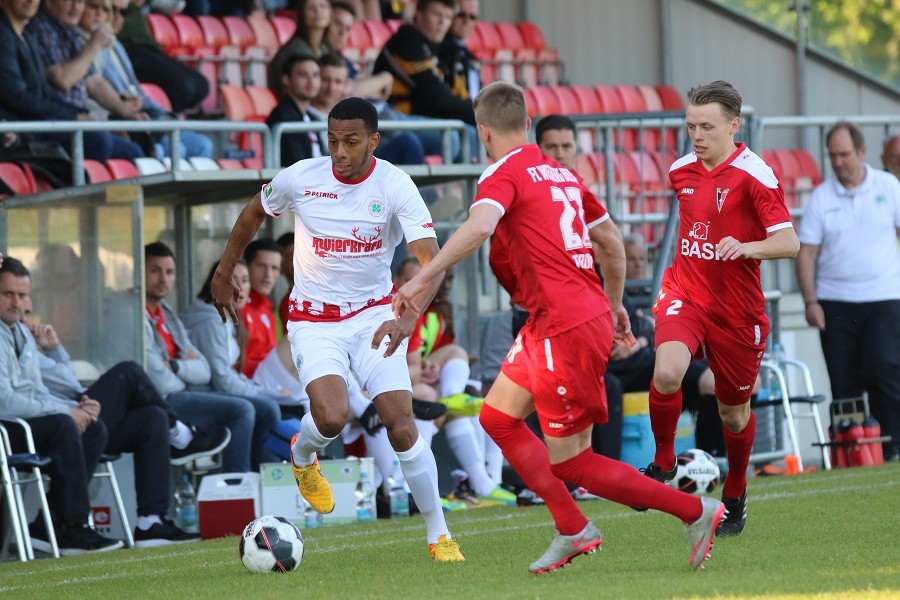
[2, 463, 898, 599]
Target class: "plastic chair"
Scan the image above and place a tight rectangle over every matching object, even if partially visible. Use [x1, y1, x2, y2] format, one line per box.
[270, 16, 296, 45]
[93, 454, 134, 548]
[594, 85, 625, 113]
[222, 16, 256, 50]
[188, 157, 221, 171]
[139, 83, 173, 112]
[196, 15, 230, 50]
[495, 21, 525, 51]
[516, 21, 546, 51]
[134, 158, 167, 175]
[105, 159, 139, 180]
[614, 85, 648, 113]
[0, 163, 34, 196]
[656, 84, 685, 110]
[637, 84, 664, 112]
[0, 418, 59, 560]
[170, 14, 205, 53]
[83, 160, 112, 184]
[550, 85, 581, 115]
[793, 149, 821, 184]
[246, 15, 278, 51]
[348, 20, 372, 50]
[0, 424, 29, 561]
[245, 86, 278, 116]
[216, 158, 244, 170]
[474, 22, 502, 53]
[570, 85, 603, 114]
[146, 13, 179, 54]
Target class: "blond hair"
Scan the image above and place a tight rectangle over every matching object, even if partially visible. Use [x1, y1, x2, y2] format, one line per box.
[473, 81, 527, 134]
[686, 80, 742, 120]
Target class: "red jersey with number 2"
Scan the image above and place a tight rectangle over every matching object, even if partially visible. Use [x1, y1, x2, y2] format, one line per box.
[471, 145, 610, 339]
[666, 143, 793, 327]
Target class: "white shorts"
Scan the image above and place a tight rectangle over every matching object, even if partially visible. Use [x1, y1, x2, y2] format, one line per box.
[285, 304, 412, 399]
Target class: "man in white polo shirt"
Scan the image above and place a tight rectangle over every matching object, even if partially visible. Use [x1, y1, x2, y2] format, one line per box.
[796, 121, 900, 462]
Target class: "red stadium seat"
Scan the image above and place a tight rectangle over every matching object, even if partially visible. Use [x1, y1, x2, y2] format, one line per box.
[386, 19, 403, 34]
[495, 22, 525, 51]
[587, 153, 608, 183]
[0, 162, 33, 196]
[348, 21, 371, 50]
[792, 149, 821, 184]
[196, 15, 230, 50]
[537, 48, 560, 86]
[364, 20, 393, 49]
[170, 14, 204, 53]
[614, 152, 641, 185]
[220, 85, 255, 122]
[242, 157, 262, 169]
[140, 83, 173, 112]
[514, 48, 539, 88]
[465, 25, 484, 53]
[530, 86, 560, 116]
[245, 45, 269, 87]
[474, 22, 502, 52]
[630, 151, 663, 185]
[245, 86, 278, 116]
[17, 163, 52, 193]
[83, 160, 112, 183]
[216, 158, 244, 170]
[656, 85, 684, 110]
[773, 149, 803, 181]
[570, 86, 602, 114]
[594, 85, 624, 113]
[637, 85, 664, 112]
[614, 85, 647, 113]
[550, 85, 581, 115]
[522, 88, 540, 118]
[649, 150, 679, 181]
[222, 16, 256, 50]
[247, 15, 278, 51]
[105, 159, 139, 180]
[147, 14, 179, 54]
[517, 22, 546, 51]
[576, 154, 598, 187]
[761, 151, 783, 179]
[270, 16, 296, 45]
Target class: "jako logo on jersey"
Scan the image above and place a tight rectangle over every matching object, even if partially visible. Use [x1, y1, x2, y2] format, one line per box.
[311, 227, 383, 257]
[305, 190, 339, 199]
[716, 188, 730, 213]
[680, 187, 695, 195]
[689, 221, 709, 241]
[739, 385, 751, 391]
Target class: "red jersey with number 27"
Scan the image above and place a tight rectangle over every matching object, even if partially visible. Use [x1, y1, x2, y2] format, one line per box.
[665, 143, 793, 327]
[472, 145, 610, 339]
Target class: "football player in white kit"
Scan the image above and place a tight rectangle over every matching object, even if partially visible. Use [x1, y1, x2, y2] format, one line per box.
[211, 98, 463, 561]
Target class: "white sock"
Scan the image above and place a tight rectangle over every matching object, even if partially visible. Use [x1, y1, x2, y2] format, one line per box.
[136, 514, 162, 531]
[396, 435, 449, 544]
[444, 417, 495, 496]
[364, 427, 397, 490]
[440, 358, 470, 398]
[414, 419, 436, 446]
[483, 426, 504, 484]
[291, 412, 337, 466]
[170, 421, 193, 450]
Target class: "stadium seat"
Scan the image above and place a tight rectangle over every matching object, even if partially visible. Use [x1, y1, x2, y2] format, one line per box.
[161, 158, 194, 171]
[220, 85, 256, 122]
[792, 149, 821, 184]
[570, 85, 603, 114]
[245, 86, 278, 116]
[216, 158, 244, 169]
[594, 85, 625, 113]
[83, 159, 112, 183]
[242, 157, 262, 169]
[196, 15, 230, 50]
[774, 149, 803, 181]
[517, 21, 546, 51]
[522, 88, 540, 118]
[649, 150, 679, 180]
[514, 47, 539, 88]
[270, 16, 296, 45]
[105, 159, 139, 179]
[364, 20, 393, 50]
[247, 15, 278, 51]
[614, 85, 648, 113]
[656, 84, 685, 110]
[188, 157, 221, 171]
[614, 152, 641, 185]
[532, 86, 560, 115]
[146, 13, 180, 54]
[244, 45, 269, 87]
[348, 20, 371, 50]
[135, 158, 167, 175]
[537, 48, 561, 86]
[386, 19, 403, 34]
[222, 16, 256, 50]
[492, 48, 516, 83]
[637, 85, 664, 112]
[495, 21, 526, 51]
[474, 22, 502, 53]
[140, 83, 173, 112]
[93, 454, 134, 549]
[0, 163, 33, 196]
[170, 14, 205, 54]
[576, 154, 599, 187]
[550, 85, 581, 115]
[761, 150, 783, 179]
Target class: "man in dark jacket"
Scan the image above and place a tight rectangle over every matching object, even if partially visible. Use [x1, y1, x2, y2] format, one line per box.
[266, 53, 327, 167]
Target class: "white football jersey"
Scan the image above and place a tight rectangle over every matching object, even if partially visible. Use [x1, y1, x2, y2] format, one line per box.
[260, 156, 436, 321]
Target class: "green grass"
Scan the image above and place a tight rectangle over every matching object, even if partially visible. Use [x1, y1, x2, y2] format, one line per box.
[2, 464, 898, 599]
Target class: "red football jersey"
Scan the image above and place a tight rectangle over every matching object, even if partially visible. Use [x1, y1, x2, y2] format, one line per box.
[665, 143, 792, 327]
[472, 145, 610, 339]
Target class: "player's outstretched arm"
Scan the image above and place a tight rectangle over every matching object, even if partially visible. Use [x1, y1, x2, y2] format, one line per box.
[590, 218, 635, 347]
[717, 227, 800, 261]
[392, 204, 501, 318]
[211, 193, 268, 324]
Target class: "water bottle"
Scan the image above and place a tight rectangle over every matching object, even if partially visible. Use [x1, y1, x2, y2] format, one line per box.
[303, 502, 322, 529]
[355, 471, 376, 522]
[174, 475, 198, 533]
[387, 459, 409, 519]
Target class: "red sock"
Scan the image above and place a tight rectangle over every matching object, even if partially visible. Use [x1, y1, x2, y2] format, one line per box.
[649, 380, 682, 468]
[722, 411, 755, 499]
[551, 448, 702, 523]
[479, 404, 587, 535]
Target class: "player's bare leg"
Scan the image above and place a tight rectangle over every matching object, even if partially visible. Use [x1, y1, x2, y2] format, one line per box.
[373, 389, 463, 560]
[646, 340, 694, 480]
[716, 399, 753, 536]
[290, 375, 351, 513]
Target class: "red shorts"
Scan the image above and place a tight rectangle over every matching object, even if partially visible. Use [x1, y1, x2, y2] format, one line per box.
[653, 291, 768, 406]
[501, 313, 613, 437]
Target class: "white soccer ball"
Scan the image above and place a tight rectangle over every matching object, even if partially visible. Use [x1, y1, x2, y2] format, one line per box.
[239, 515, 304, 573]
[669, 449, 720, 496]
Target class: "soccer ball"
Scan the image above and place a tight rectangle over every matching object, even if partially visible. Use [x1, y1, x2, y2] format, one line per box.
[239, 515, 304, 573]
[669, 449, 720, 496]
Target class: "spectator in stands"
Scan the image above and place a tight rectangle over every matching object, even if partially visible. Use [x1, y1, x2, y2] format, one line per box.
[104, 241, 257, 472]
[797, 121, 900, 461]
[881, 134, 900, 179]
[0, 256, 123, 555]
[373, 0, 475, 128]
[0, 0, 145, 162]
[327, 1, 393, 101]
[267, 53, 327, 167]
[86, 0, 213, 159]
[276, 232, 294, 335]
[181, 260, 282, 469]
[309, 53, 426, 165]
[117, 0, 209, 113]
[438, 0, 479, 103]
[21, 296, 209, 546]
[268, 0, 332, 94]
[241, 238, 282, 378]
[183, 0, 262, 17]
